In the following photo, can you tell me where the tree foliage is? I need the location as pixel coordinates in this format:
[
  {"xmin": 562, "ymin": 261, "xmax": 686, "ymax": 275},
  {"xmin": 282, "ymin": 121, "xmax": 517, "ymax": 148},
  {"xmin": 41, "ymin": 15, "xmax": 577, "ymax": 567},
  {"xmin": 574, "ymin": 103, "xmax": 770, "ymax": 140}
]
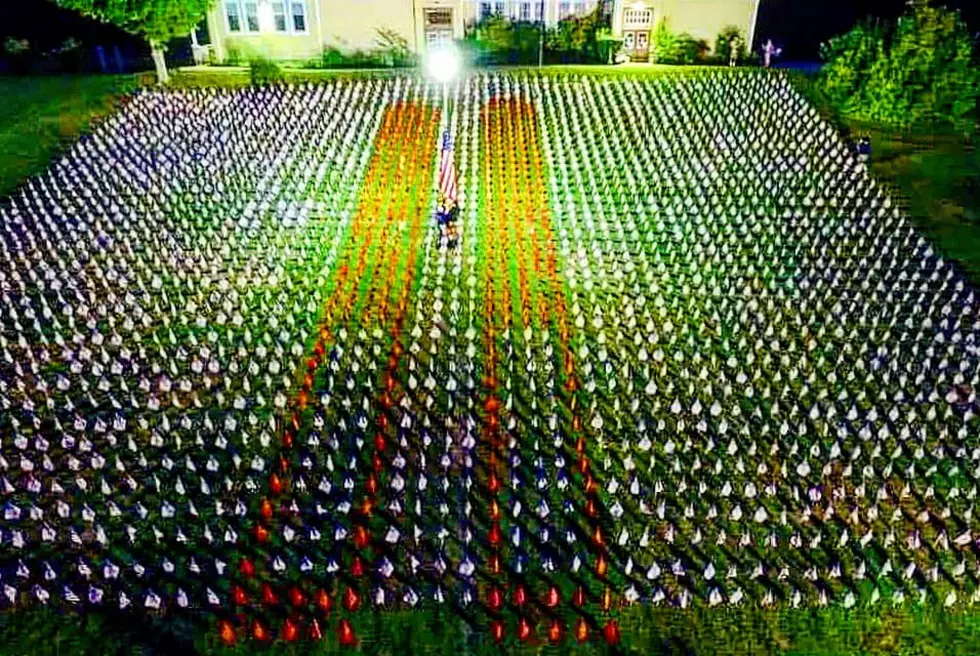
[
  {"xmin": 546, "ymin": 5, "xmax": 608, "ymax": 63},
  {"xmin": 374, "ymin": 28, "xmax": 414, "ymax": 67},
  {"xmin": 464, "ymin": 7, "xmax": 613, "ymax": 65},
  {"xmin": 465, "ymin": 15, "xmax": 539, "ymax": 64},
  {"xmin": 819, "ymin": 0, "xmax": 979, "ymax": 132},
  {"xmin": 51, "ymin": 0, "xmax": 212, "ymax": 46},
  {"xmin": 651, "ymin": 19, "xmax": 708, "ymax": 65},
  {"xmin": 714, "ymin": 25, "xmax": 747, "ymax": 63}
]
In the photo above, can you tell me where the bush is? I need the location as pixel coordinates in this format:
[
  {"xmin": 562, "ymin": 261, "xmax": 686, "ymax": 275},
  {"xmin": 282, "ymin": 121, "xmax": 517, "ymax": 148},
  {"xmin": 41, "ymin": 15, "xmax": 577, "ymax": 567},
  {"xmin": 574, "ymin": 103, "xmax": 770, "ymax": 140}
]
[
  {"xmin": 819, "ymin": 0, "xmax": 980, "ymax": 132},
  {"xmin": 545, "ymin": 6, "xmax": 610, "ymax": 64},
  {"xmin": 3, "ymin": 37, "xmax": 30, "ymax": 56},
  {"xmin": 465, "ymin": 16, "xmax": 542, "ymax": 65},
  {"xmin": 249, "ymin": 58, "xmax": 283, "ymax": 86},
  {"xmin": 315, "ymin": 37, "xmax": 413, "ymax": 70},
  {"xmin": 651, "ymin": 21, "xmax": 708, "ymax": 64},
  {"xmin": 224, "ymin": 45, "xmax": 242, "ymax": 66},
  {"xmin": 374, "ymin": 28, "xmax": 415, "ymax": 67},
  {"xmin": 714, "ymin": 25, "xmax": 747, "ymax": 64},
  {"xmin": 596, "ymin": 27, "xmax": 623, "ymax": 64}
]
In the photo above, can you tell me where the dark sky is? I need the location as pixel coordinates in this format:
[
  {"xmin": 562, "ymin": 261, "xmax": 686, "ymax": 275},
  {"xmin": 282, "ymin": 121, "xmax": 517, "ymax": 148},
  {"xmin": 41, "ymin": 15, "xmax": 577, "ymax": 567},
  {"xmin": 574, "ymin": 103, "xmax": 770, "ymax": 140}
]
[
  {"xmin": 756, "ymin": 0, "xmax": 980, "ymax": 60},
  {"xmin": 0, "ymin": 2, "xmax": 137, "ymax": 51}
]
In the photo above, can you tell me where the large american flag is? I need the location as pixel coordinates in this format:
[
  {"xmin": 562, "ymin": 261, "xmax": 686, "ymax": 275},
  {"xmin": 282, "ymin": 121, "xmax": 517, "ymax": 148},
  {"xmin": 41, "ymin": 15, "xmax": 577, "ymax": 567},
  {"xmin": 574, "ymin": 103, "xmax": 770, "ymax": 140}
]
[{"xmin": 438, "ymin": 129, "xmax": 458, "ymax": 209}]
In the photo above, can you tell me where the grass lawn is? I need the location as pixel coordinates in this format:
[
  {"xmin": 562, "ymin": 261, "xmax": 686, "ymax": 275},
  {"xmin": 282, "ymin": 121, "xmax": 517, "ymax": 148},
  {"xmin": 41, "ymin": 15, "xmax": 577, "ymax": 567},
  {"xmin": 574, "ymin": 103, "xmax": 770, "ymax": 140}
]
[
  {"xmin": 0, "ymin": 74, "xmax": 145, "ymax": 197},
  {"xmin": 858, "ymin": 124, "xmax": 980, "ymax": 281},
  {"xmin": 169, "ymin": 62, "xmax": 711, "ymax": 89},
  {"xmin": 788, "ymin": 72, "xmax": 980, "ymax": 284},
  {"xmin": 1, "ymin": 67, "xmax": 980, "ymax": 656},
  {"xmin": 4, "ymin": 602, "xmax": 980, "ymax": 655}
]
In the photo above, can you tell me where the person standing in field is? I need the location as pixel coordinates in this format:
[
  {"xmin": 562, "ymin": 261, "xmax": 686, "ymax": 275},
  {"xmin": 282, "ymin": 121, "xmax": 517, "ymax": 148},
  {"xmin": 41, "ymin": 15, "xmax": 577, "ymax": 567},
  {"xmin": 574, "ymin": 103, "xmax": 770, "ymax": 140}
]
[
  {"xmin": 762, "ymin": 39, "xmax": 782, "ymax": 69},
  {"xmin": 729, "ymin": 35, "xmax": 741, "ymax": 67}
]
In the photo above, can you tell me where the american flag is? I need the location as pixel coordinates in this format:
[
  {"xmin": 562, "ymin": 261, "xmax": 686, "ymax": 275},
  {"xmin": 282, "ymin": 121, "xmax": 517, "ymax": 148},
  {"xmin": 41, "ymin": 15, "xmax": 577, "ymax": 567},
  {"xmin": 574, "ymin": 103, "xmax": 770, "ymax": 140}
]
[{"xmin": 438, "ymin": 129, "xmax": 458, "ymax": 209}]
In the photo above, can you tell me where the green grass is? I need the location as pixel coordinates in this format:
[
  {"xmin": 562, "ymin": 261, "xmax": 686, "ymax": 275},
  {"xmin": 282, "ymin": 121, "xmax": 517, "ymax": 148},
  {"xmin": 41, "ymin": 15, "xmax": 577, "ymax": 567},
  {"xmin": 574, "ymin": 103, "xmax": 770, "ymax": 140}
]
[
  {"xmin": 5, "ymin": 602, "xmax": 980, "ymax": 655},
  {"xmin": 858, "ymin": 123, "xmax": 980, "ymax": 281},
  {"xmin": 788, "ymin": 71, "xmax": 980, "ymax": 284},
  {"xmin": 169, "ymin": 62, "xmax": 717, "ymax": 89},
  {"xmin": 0, "ymin": 74, "xmax": 146, "ymax": 197},
  {"xmin": 2, "ymin": 66, "xmax": 980, "ymax": 654}
]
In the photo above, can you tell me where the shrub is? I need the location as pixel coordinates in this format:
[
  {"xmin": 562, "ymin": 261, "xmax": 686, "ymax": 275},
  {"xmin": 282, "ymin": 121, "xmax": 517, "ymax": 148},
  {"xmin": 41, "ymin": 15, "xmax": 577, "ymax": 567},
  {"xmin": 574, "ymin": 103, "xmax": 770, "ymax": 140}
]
[
  {"xmin": 316, "ymin": 44, "xmax": 405, "ymax": 69},
  {"xmin": 651, "ymin": 21, "xmax": 708, "ymax": 65},
  {"xmin": 3, "ymin": 37, "xmax": 30, "ymax": 56},
  {"xmin": 596, "ymin": 27, "xmax": 623, "ymax": 64},
  {"xmin": 374, "ymin": 28, "xmax": 414, "ymax": 67},
  {"xmin": 249, "ymin": 57, "xmax": 283, "ymax": 86},
  {"xmin": 224, "ymin": 45, "xmax": 242, "ymax": 66},
  {"xmin": 714, "ymin": 25, "xmax": 747, "ymax": 64},
  {"xmin": 545, "ymin": 6, "xmax": 610, "ymax": 64},
  {"xmin": 819, "ymin": 0, "xmax": 980, "ymax": 132}
]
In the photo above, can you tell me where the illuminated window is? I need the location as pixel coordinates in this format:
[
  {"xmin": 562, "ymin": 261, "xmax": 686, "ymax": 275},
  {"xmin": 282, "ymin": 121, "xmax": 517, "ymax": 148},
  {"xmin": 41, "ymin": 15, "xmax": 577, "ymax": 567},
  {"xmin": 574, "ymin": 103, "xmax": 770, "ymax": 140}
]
[
  {"xmin": 225, "ymin": 0, "xmax": 242, "ymax": 32},
  {"xmin": 243, "ymin": 0, "xmax": 259, "ymax": 32},
  {"xmin": 291, "ymin": 1, "xmax": 307, "ymax": 32},
  {"xmin": 624, "ymin": 9, "xmax": 652, "ymax": 27},
  {"xmin": 272, "ymin": 0, "xmax": 287, "ymax": 31}
]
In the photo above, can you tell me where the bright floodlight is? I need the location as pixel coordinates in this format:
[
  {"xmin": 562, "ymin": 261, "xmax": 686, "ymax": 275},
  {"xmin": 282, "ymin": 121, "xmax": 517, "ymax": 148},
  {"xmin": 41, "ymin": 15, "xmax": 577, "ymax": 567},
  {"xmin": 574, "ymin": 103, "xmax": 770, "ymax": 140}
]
[{"xmin": 425, "ymin": 45, "xmax": 461, "ymax": 85}]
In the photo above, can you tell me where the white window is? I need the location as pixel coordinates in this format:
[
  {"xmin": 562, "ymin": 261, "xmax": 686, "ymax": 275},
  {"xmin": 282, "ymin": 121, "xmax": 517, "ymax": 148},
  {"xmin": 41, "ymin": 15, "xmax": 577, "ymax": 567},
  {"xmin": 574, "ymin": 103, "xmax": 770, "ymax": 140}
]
[
  {"xmin": 533, "ymin": 1, "xmax": 543, "ymax": 21},
  {"xmin": 495, "ymin": 2, "xmax": 505, "ymax": 15},
  {"xmin": 426, "ymin": 30, "xmax": 453, "ymax": 48},
  {"xmin": 226, "ymin": 0, "xmax": 305, "ymax": 34},
  {"xmin": 225, "ymin": 0, "xmax": 242, "ymax": 32},
  {"xmin": 243, "ymin": 0, "xmax": 259, "ymax": 32},
  {"xmin": 559, "ymin": 2, "xmax": 570, "ymax": 18},
  {"xmin": 636, "ymin": 31, "xmax": 648, "ymax": 49},
  {"xmin": 623, "ymin": 31, "xmax": 635, "ymax": 49},
  {"xmin": 624, "ymin": 9, "xmax": 652, "ymax": 27},
  {"xmin": 520, "ymin": 2, "xmax": 530, "ymax": 20},
  {"xmin": 272, "ymin": 0, "xmax": 288, "ymax": 32},
  {"xmin": 291, "ymin": 1, "xmax": 307, "ymax": 31}
]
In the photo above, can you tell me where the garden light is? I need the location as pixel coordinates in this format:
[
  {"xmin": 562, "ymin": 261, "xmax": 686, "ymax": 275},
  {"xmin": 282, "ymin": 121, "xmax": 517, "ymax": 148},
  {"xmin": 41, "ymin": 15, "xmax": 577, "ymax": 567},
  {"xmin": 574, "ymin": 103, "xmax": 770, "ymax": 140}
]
[{"xmin": 424, "ymin": 44, "xmax": 462, "ymax": 85}]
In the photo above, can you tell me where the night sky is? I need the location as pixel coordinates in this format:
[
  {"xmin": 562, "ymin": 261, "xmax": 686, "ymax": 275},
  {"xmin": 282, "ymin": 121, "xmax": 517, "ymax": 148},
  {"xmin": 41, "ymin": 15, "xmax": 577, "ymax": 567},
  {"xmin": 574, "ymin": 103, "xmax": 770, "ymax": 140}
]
[
  {"xmin": 1, "ymin": 0, "xmax": 978, "ymax": 62},
  {"xmin": 0, "ymin": 2, "xmax": 139, "ymax": 52},
  {"xmin": 756, "ymin": 0, "xmax": 980, "ymax": 60}
]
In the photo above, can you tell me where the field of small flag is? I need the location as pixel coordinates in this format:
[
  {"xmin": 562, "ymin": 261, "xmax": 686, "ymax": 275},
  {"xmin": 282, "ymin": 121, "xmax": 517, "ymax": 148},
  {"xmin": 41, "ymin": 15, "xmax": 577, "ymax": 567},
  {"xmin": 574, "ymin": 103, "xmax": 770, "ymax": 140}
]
[{"xmin": 2, "ymin": 70, "xmax": 980, "ymax": 653}]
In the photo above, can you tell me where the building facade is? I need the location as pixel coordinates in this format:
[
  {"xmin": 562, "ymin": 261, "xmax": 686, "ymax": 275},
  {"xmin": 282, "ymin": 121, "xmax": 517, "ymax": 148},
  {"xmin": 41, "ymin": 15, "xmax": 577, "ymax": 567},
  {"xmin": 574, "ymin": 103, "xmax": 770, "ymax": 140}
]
[
  {"xmin": 205, "ymin": 0, "xmax": 757, "ymax": 64},
  {"xmin": 610, "ymin": 0, "xmax": 760, "ymax": 61}
]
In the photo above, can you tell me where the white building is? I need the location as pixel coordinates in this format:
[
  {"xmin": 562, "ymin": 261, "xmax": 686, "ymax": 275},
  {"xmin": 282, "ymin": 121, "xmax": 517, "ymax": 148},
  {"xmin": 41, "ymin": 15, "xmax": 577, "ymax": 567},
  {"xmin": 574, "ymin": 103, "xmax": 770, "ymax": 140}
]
[{"xmin": 205, "ymin": 0, "xmax": 758, "ymax": 64}]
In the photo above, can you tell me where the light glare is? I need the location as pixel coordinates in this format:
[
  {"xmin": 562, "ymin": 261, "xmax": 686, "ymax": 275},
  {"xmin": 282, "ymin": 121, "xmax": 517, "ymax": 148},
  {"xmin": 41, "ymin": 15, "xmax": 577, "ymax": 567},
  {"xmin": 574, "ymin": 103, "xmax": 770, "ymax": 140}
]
[{"xmin": 425, "ymin": 46, "xmax": 461, "ymax": 85}]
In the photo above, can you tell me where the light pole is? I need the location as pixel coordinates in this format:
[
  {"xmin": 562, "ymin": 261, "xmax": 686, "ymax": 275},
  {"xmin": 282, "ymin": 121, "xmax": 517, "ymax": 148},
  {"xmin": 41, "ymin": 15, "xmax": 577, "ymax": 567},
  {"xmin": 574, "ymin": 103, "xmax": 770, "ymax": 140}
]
[{"xmin": 538, "ymin": 0, "xmax": 545, "ymax": 67}]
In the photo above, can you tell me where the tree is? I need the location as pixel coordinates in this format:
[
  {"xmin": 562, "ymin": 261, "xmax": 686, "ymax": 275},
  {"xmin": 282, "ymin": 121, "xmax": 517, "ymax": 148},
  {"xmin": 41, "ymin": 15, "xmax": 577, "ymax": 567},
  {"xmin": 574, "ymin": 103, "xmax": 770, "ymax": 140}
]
[
  {"xmin": 51, "ymin": 0, "xmax": 213, "ymax": 83},
  {"xmin": 547, "ymin": 5, "xmax": 608, "ymax": 64},
  {"xmin": 651, "ymin": 19, "xmax": 707, "ymax": 65},
  {"xmin": 596, "ymin": 27, "xmax": 623, "ymax": 64},
  {"xmin": 819, "ymin": 0, "xmax": 979, "ymax": 132},
  {"xmin": 715, "ymin": 25, "xmax": 747, "ymax": 64}
]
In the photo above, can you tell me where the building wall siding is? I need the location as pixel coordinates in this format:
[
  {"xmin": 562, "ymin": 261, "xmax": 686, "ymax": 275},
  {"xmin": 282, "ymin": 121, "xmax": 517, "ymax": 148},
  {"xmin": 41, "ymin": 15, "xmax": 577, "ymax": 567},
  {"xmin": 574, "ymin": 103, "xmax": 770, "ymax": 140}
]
[
  {"xmin": 205, "ymin": 0, "xmax": 758, "ymax": 64},
  {"xmin": 613, "ymin": 0, "xmax": 758, "ymax": 55},
  {"xmin": 658, "ymin": 0, "xmax": 758, "ymax": 51},
  {"xmin": 323, "ymin": 0, "xmax": 416, "ymax": 53}
]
